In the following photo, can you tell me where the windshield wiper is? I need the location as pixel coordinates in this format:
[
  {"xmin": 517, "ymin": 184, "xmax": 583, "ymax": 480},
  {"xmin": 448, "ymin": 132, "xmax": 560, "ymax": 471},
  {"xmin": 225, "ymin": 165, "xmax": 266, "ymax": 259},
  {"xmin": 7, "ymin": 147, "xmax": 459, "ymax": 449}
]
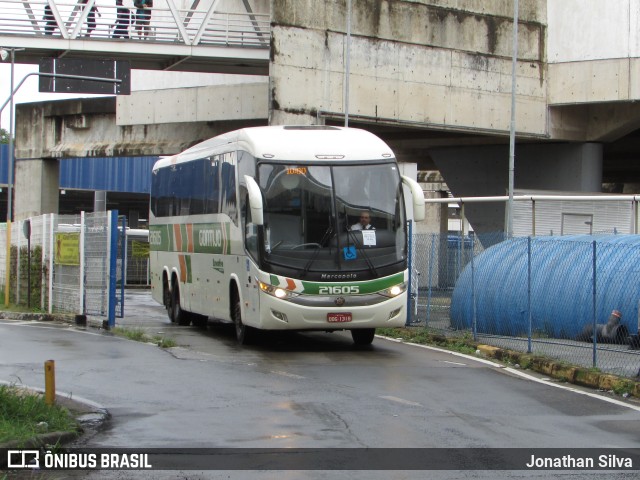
[
  {"xmin": 301, "ymin": 220, "xmax": 333, "ymax": 277},
  {"xmin": 345, "ymin": 227, "xmax": 378, "ymax": 277},
  {"xmin": 339, "ymin": 206, "xmax": 377, "ymax": 276}
]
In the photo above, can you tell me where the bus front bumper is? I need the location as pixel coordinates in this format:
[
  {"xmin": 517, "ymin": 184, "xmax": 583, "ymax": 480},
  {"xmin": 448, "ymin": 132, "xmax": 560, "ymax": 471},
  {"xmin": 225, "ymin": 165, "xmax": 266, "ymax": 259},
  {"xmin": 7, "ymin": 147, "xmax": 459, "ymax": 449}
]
[{"xmin": 255, "ymin": 291, "xmax": 407, "ymax": 330}]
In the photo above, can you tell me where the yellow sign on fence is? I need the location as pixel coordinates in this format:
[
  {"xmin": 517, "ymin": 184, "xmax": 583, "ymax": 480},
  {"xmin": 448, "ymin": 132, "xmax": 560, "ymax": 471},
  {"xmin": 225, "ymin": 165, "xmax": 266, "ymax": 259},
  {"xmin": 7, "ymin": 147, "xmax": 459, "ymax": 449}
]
[
  {"xmin": 54, "ymin": 233, "xmax": 80, "ymax": 265},
  {"xmin": 131, "ymin": 240, "xmax": 150, "ymax": 259}
]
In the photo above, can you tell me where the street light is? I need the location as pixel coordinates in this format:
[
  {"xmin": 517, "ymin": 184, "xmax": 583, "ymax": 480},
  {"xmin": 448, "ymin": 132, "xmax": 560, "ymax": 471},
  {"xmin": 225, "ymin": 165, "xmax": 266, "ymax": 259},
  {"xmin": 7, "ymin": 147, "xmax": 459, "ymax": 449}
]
[
  {"xmin": 344, "ymin": 0, "xmax": 352, "ymax": 127},
  {"xmin": 1, "ymin": 46, "xmax": 25, "ymax": 223},
  {"xmin": 506, "ymin": 0, "xmax": 519, "ymax": 238}
]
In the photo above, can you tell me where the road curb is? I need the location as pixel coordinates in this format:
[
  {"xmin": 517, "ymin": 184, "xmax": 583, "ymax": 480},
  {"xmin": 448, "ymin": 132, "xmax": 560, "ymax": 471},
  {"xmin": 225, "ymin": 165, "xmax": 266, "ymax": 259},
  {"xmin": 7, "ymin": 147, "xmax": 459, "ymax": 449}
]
[
  {"xmin": 379, "ymin": 330, "xmax": 640, "ymax": 400},
  {"xmin": 0, "ymin": 311, "xmax": 72, "ymax": 322},
  {"xmin": 472, "ymin": 343, "xmax": 640, "ymax": 399}
]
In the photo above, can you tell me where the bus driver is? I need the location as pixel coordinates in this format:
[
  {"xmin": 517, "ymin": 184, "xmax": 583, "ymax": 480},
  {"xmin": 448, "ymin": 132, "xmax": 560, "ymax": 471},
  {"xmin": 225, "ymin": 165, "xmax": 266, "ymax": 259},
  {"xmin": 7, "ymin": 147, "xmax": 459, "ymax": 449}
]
[{"xmin": 350, "ymin": 211, "xmax": 375, "ymax": 230}]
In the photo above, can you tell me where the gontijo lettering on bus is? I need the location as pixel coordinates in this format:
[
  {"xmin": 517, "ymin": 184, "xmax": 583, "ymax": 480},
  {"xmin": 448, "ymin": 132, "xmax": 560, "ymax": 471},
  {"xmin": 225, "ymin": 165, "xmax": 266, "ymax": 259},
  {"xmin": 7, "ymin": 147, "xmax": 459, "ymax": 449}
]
[
  {"xmin": 269, "ymin": 272, "xmax": 406, "ymax": 295},
  {"xmin": 149, "ymin": 223, "xmax": 231, "ymax": 254}
]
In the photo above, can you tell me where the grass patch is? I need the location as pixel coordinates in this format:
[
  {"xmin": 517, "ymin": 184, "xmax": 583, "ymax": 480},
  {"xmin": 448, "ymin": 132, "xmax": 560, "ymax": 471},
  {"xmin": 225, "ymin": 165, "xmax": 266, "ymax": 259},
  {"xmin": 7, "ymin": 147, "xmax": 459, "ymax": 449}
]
[
  {"xmin": 612, "ymin": 379, "xmax": 635, "ymax": 396},
  {"xmin": 377, "ymin": 327, "xmax": 477, "ymax": 355},
  {"xmin": 0, "ymin": 385, "xmax": 79, "ymax": 447},
  {"xmin": 112, "ymin": 327, "xmax": 177, "ymax": 348}
]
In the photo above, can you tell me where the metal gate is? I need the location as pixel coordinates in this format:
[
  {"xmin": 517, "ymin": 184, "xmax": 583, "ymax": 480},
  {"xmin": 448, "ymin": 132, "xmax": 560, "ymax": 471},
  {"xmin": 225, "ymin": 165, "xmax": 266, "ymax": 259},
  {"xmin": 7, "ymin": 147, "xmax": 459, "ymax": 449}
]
[{"xmin": 82, "ymin": 210, "xmax": 125, "ymax": 326}]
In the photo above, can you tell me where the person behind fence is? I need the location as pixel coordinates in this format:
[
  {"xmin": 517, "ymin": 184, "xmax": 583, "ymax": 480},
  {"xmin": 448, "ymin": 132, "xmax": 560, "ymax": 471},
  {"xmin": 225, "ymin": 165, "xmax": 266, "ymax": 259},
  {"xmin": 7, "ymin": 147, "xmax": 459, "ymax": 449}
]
[
  {"xmin": 112, "ymin": 0, "xmax": 130, "ymax": 39},
  {"xmin": 81, "ymin": 0, "xmax": 101, "ymax": 37},
  {"xmin": 134, "ymin": 0, "xmax": 153, "ymax": 39},
  {"xmin": 43, "ymin": 2, "xmax": 58, "ymax": 35},
  {"xmin": 350, "ymin": 211, "xmax": 375, "ymax": 231}
]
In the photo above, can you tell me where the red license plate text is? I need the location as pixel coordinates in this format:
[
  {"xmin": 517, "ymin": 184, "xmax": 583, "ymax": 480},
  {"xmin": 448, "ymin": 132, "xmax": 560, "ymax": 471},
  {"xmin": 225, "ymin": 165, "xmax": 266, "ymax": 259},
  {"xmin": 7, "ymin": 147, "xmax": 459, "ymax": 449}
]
[{"xmin": 327, "ymin": 312, "xmax": 352, "ymax": 323}]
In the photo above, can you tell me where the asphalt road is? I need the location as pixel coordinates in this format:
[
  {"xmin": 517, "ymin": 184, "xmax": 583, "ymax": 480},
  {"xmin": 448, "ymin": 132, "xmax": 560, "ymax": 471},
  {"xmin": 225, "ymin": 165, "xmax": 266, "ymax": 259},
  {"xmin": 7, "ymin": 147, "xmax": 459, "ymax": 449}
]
[{"xmin": 1, "ymin": 290, "xmax": 640, "ymax": 480}]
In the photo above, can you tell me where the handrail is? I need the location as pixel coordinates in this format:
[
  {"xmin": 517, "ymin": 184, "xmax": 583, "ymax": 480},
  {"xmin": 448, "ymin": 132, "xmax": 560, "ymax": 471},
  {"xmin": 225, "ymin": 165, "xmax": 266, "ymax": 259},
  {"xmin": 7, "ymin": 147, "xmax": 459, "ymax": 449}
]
[
  {"xmin": 0, "ymin": 0, "xmax": 270, "ymax": 48},
  {"xmin": 423, "ymin": 194, "xmax": 640, "ymax": 203}
]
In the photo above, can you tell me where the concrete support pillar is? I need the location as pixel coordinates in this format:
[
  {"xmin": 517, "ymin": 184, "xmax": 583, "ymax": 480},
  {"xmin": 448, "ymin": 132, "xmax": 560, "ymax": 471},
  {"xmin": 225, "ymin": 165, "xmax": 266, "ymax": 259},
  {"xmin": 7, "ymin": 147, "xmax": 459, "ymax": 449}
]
[
  {"xmin": 94, "ymin": 191, "xmax": 107, "ymax": 212},
  {"xmin": 14, "ymin": 158, "xmax": 59, "ymax": 221},
  {"xmin": 129, "ymin": 210, "xmax": 139, "ymax": 228}
]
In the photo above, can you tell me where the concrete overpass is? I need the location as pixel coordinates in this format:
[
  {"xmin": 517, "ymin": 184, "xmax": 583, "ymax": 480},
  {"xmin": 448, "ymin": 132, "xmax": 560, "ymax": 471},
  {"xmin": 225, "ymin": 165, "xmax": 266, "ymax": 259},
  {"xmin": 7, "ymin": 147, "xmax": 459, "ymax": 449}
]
[{"xmin": 7, "ymin": 0, "xmax": 640, "ymax": 235}]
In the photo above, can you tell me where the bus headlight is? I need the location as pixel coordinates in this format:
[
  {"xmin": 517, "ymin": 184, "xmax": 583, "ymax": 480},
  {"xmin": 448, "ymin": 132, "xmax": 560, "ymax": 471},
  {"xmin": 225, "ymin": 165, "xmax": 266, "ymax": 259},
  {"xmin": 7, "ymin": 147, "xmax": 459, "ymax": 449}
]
[
  {"xmin": 259, "ymin": 281, "xmax": 298, "ymax": 300},
  {"xmin": 379, "ymin": 283, "xmax": 407, "ymax": 298}
]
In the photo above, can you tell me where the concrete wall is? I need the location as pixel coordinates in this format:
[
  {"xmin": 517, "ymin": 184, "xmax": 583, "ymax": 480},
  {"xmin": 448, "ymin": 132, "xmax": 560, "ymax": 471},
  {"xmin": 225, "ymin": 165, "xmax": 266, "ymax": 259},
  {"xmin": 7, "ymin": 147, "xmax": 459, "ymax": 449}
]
[
  {"xmin": 13, "ymin": 95, "xmax": 266, "ymax": 220},
  {"xmin": 270, "ymin": 0, "xmax": 548, "ymax": 135},
  {"xmin": 16, "ymin": 92, "xmax": 268, "ymax": 160},
  {"xmin": 117, "ymin": 82, "xmax": 268, "ymax": 125},
  {"xmin": 545, "ymin": 0, "xmax": 640, "ymax": 141},
  {"xmin": 547, "ymin": 0, "xmax": 640, "ymax": 62}
]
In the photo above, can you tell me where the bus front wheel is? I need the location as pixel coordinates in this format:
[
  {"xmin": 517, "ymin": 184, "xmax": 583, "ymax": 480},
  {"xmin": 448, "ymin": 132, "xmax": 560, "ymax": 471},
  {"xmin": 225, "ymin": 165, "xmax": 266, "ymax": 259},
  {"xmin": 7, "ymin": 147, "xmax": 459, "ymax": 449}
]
[
  {"xmin": 233, "ymin": 299, "xmax": 253, "ymax": 345},
  {"xmin": 351, "ymin": 328, "xmax": 375, "ymax": 346}
]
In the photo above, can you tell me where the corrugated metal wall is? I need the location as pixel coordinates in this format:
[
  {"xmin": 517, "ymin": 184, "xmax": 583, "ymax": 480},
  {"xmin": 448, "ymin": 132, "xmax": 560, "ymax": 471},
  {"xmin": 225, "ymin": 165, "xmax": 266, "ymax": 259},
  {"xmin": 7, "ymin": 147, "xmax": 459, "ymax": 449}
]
[
  {"xmin": 59, "ymin": 156, "xmax": 158, "ymax": 193},
  {"xmin": 513, "ymin": 198, "xmax": 633, "ymax": 236},
  {"xmin": 0, "ymin": 151, "xmax": 158, "ymax": 193}
]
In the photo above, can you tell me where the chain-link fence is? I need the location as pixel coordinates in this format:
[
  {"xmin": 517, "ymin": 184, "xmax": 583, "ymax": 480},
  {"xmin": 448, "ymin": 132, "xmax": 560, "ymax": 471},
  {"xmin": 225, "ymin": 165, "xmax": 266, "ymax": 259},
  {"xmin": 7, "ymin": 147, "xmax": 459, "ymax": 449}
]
[
  {"xmin": 409, "ymin": 231, "xmax": 640, "ymax": 378},
  {"xmin": 0, "ymin": 211, "xmax": 142, "ymax": 324}
]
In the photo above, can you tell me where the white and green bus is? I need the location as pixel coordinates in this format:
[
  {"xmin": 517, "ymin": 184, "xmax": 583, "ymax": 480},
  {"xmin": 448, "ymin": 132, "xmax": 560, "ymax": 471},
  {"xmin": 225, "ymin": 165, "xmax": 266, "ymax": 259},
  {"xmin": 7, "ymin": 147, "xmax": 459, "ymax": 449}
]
[{"xmin": 149, "ymin": 125, "xmax": 425, "ymax": 345}]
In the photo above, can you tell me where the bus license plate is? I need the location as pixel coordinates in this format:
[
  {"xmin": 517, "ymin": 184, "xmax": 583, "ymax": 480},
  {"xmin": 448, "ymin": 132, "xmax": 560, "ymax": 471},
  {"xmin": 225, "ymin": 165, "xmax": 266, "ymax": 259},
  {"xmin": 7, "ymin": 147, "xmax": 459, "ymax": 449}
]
[{"xmin": 328, "ymin": 313, "xmax": 352, "ymax": 323}]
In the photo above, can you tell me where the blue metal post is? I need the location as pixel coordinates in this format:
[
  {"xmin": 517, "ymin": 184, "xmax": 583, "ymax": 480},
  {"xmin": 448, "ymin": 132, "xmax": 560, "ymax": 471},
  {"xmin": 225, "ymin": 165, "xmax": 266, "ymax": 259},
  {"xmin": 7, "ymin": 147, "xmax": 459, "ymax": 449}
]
[
  {"xmin": 471, "ymin": 233, "xmax": 477, "ymax": 341},
  {"xmin": 592, "ymin": 240, "xmax": 597, "ymax": 368},
  {"xmin": 107, "ymin": 210, "xmax": 119, "ymax": 328},
  {"xmin": 527, "ymin": 237, "xmax": 532, "ymax": 353},
  {"xmin": 119, "ymin": 215, "xmax": 126, "ymax": 318}
]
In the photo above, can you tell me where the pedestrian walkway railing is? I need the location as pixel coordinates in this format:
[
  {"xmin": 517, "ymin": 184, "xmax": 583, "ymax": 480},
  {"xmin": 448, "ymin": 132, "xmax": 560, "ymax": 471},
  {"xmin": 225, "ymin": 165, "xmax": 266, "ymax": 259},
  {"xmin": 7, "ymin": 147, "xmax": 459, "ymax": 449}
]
[{"xmin": 0, "ymin": 0, "xmax": 269, "ymax": 47}]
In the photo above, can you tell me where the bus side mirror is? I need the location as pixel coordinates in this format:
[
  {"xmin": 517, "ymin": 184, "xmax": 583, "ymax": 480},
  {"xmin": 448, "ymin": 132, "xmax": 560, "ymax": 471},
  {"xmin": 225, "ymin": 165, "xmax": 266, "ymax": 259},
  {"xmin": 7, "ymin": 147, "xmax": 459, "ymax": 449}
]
[
  {"xmin": 244, "ymin": 175, "xmax": 264, "ymax": 226},
  {"xmin": 401, "ymin": 175, "xmax": 425, "ymax": 221}
]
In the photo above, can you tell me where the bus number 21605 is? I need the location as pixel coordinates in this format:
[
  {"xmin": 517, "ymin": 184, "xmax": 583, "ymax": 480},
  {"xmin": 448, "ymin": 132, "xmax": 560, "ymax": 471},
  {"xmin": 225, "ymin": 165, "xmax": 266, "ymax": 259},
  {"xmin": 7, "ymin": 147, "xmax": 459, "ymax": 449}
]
[{"xmin": 318, "ymin": 286, "xmax": 360, "ymax": 295}]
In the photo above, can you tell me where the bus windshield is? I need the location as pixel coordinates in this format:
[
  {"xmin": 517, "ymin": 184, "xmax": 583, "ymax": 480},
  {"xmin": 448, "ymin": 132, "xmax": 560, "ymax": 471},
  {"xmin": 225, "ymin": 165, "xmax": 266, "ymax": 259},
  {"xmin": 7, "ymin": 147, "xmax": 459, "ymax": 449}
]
[{"xmin": 257, "ymin": 162, "xmax": 407, "ymax": 281}]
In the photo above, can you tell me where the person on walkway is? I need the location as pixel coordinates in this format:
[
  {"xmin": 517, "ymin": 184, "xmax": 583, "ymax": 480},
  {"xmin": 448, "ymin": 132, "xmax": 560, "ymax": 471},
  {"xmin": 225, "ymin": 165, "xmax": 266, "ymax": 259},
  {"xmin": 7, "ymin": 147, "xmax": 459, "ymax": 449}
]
[
  {"xmin": 134, "ymin": 0, "xmax": 153, "ymax": 39},
  {"xmin": 112, "ymin": 0, "xmax": 131, "ymax": 39},
  {"xmin": 81, "ymin": 0, "xmax": 101, "ymax": 37},
  {"xmin": 43, "ymin": 2, "xmax": 58, "ymax": 35}
]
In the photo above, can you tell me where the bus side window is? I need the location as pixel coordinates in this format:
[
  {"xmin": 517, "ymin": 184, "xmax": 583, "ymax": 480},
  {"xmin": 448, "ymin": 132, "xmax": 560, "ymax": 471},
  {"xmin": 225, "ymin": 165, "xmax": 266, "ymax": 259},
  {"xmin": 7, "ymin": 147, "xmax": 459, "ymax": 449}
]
[
  {"xmin": 220, "ymin": 154, "xmax": 238, "ymax": 225},
  {"xmin": 204, "ymin": 156, "xmax": 220, "ymax": 214},
  {"xmin": 189, "ymin": 159, "xmax": 206, "ymax": 215}
]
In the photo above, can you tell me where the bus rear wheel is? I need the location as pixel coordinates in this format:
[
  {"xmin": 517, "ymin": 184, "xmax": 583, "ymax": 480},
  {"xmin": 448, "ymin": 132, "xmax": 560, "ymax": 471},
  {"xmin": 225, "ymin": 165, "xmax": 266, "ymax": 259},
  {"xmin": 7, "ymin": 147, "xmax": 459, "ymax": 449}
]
[
  {"xmin": 351, "ymin": 328, "xmax": 375, "ymax": 346},
  {"xmin": 164, "ymin": 280, "xmax": 173, "ymax": 322},
  {"xmin": 171, "ymin": 283, "xmax": 191, "ymax": 326}
]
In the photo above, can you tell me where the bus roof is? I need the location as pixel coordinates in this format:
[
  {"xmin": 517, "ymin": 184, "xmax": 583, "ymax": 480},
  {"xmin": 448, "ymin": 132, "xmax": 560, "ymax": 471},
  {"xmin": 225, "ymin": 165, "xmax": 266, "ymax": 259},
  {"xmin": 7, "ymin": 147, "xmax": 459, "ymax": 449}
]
[{"xmin": 153, "ymin": 126, "xmax": 395, "ymax": 170}]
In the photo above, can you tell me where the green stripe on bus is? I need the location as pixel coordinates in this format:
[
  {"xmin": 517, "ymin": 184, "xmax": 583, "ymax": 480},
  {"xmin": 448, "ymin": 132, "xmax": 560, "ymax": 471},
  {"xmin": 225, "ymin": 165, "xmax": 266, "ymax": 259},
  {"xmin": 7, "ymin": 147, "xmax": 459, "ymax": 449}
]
[
  {"xmin": 299, "ymin": 272, "xmax": 405, "ymax": 294},
  {"xmin": 186, "ymin": 255, "xmax": 192, "ymax": 283},
  {"xmin": 266, "ymin": 272, "xmax": 405, "ymax": 295}
]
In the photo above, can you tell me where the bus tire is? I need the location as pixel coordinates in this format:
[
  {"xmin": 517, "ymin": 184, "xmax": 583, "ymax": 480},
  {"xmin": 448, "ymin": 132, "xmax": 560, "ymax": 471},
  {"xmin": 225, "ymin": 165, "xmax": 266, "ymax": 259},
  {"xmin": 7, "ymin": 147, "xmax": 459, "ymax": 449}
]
[
  {"xmin": 171, "ymin": 282, "xmax": 191, "ymax": 326},
  {"xmin": 164, "ymin": 277, "xmax": 173, "ymax": 322},
  {"xmin": 233, "ymin": 298, "xmax": 253, "ymax": 345},
  {"xmin": 351, "ymin": 328, "xmax": 375, "ymax": 346}
]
